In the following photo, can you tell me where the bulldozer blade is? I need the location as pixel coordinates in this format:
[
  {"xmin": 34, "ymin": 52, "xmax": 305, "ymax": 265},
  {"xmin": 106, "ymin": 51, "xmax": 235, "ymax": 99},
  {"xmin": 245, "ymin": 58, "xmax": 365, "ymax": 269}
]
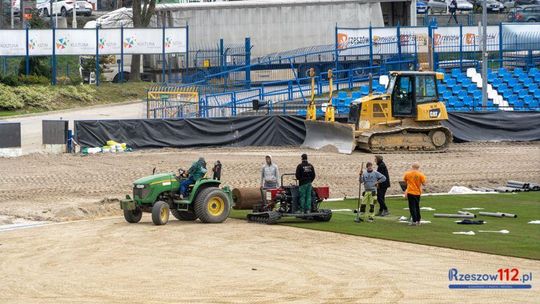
[{"xmin": 301, "ymin": 121, "xmax": 356, "ymax": 154}]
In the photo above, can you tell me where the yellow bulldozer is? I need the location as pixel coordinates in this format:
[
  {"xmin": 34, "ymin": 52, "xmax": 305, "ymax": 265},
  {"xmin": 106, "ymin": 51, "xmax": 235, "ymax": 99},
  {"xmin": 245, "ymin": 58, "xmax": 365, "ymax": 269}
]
[{"xmin": 302, "ymin": 69, "xmax": 453, "ymax": 154}]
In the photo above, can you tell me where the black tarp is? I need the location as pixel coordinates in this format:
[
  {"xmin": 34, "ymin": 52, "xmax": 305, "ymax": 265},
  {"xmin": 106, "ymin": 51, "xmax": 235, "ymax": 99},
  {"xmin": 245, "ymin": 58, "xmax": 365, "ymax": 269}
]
[
  {"xmin": 75, "ymin": 115, "xmax": 306, "ymax": 148},
  {"xmin": 445, "ymin": 111, "xmax": 540, "ymax": 142},
  {"xmin": 75, "ymin": 112, "xmax": 540, "ymax": 149}
]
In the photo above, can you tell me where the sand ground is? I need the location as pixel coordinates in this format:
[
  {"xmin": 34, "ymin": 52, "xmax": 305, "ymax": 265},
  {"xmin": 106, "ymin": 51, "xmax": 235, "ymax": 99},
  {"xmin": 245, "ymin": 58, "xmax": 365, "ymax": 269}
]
[
  {"xmin": 1, "ymin": 106, "xmax": 539, "ymax": 303},
  {"xmin": 0, "ymin": 217, "xmax": 538, "ymax": 304}
]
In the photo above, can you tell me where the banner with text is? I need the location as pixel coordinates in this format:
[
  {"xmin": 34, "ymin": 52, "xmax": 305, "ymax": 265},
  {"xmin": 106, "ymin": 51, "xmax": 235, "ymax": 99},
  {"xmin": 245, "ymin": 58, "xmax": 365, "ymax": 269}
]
[{"xmin": 0, "ymin": 27, "xmax": 187, "ymax": 56}]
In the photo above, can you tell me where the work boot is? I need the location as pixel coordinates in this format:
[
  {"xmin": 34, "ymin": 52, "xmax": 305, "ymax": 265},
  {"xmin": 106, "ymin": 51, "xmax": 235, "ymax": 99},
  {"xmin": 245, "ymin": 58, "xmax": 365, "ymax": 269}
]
[
  {"xmin": 375, "ymin": 211, "xmax": 383, "ymax": 217},
  {"xmin": 381, "ymin": 210, "xmax": 390, "ymax": 217}
]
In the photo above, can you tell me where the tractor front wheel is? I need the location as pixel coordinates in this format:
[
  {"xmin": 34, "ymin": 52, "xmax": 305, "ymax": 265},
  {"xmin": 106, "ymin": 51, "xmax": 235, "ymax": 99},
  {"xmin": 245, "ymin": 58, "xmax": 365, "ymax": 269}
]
[
  {"xmin": 195, "ymin": 187, "xmax": 231, "ymax": 223},
  {"xmin": 171, "ymin": 209, "xmax": 198, "ymax": 221},
  {"xmin": 152, "ymin": 201, "xmax": 170, "ymax": 225},
  {"xmin": 123, "ymin": 207, "xmax": 142, "ymax": 223}
]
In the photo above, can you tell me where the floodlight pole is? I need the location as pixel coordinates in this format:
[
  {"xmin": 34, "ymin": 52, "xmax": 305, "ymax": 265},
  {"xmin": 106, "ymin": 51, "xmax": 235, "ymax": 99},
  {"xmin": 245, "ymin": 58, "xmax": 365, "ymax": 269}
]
[{"xmin": 481, "ymin": 0, "xmax": 488, "ymax": 110}]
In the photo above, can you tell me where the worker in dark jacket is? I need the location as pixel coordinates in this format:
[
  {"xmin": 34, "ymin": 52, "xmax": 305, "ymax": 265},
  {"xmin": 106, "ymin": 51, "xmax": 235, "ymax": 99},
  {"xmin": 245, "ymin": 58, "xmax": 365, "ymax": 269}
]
[
  {"xmin": 180, "ymin": 157, "xmax": 207, "ymax": 199},
  {"xmin": 295, "ymin": 153, "xmax": 316, "ymax": 213},
  {"xmin": 375, "ymin": 155, "xmax": 391, "ymax": 216}
]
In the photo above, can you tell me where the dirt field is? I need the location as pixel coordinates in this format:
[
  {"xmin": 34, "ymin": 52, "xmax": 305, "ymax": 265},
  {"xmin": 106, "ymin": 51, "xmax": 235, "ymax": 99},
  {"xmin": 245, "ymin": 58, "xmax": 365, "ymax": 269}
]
[
  {"xmin": 0, "ymin": 142, "xmax": 539, "ymax": 222},
  {"xmin": 0, "ymin": 217, "xmax": 538, "ymax": 304},
  {"xmin": 0, "ymin": 142, "xmax": 539, "ymax": 303}
]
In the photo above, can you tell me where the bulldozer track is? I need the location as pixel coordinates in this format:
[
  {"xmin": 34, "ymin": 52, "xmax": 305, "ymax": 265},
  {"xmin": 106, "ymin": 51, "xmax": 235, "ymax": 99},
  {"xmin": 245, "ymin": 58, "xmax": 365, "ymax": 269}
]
[{"xmin": 356, "ymin": 125, "xmax": 453, "ymax": 154}]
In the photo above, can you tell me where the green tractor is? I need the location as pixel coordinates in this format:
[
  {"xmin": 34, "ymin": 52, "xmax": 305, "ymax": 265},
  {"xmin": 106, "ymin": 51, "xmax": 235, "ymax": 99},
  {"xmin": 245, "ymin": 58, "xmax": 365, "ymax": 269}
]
[{"xmin": 120, "ymin": 169, "xmax": 232, "ymax": 225}]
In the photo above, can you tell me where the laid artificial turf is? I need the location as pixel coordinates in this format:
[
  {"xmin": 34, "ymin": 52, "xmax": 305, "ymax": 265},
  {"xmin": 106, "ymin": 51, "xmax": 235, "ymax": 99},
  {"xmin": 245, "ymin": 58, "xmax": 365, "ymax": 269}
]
[{"xmin": 230, "ymin": 192, "xmax": 540, "ymax": 260}]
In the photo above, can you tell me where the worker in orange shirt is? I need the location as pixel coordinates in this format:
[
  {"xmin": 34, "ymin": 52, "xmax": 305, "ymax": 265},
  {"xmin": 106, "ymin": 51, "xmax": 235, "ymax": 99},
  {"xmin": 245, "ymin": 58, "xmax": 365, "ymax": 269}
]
[{"xmin": 403, "ymin": 163, "xmax": 426, "ymax": 226}]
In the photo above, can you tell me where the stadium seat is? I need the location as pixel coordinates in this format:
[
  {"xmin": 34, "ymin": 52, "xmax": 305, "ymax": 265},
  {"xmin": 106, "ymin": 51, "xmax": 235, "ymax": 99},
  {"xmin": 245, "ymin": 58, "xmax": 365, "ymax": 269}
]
[
  {"xmin": 445, "ymin": 78, "xmax": 457, "ymax": 87},
  {"xmin": 442, "ymin": 91, "xmax": 453, "ymax": 100},
  {"xmin": 513, "ymin": 67, "xmax": 524, "ymax": 75},
  {"xmin": 528, "ymin": 68, "xmax": 539, "ymax": 77},
  {"xmin": 351, "ymin": 91, "xmax": 362, "ymax": 99},
  {"xmin": 518, "ymin": 89, "xmax": 529, "ymax": 99},
  {"xmin": 458, "ymin": 90, "xmax": 468, "ymax": 101},
  {"xmin": 467, "ymin": 84, "xmax": 477, "ymax": 93},
  {"xmin": 360, "ymin": 86, "xmax": 369, "ymax": 95},
  {"xmin": 338, "ymin": 91, "xmax": 348, "ymax": 99},
  {"xmin": 507, "ymin": 96, "xmax": 518, "ymax": 106},
  {"xmin": 451, "ymin": 68, "xmax": 461, "ymax": 77}
]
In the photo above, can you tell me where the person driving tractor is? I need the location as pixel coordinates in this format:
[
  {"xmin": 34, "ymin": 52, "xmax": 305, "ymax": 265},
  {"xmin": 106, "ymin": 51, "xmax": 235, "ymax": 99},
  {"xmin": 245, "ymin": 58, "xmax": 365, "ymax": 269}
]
[{"xmin": 179, "ymin": 157, "xmax": 208, "ymax": 199}]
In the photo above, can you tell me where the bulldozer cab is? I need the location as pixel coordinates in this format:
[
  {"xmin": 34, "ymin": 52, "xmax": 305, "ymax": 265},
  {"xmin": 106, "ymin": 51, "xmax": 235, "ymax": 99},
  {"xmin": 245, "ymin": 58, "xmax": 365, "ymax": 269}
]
[{"xmin": 387, "ymin": 71, "xmax": 440, "ymax": 118}]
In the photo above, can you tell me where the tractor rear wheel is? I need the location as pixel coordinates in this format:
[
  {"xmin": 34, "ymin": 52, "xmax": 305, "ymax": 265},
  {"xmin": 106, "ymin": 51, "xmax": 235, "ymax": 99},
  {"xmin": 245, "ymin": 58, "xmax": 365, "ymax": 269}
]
[
  {"xmin": 195, "ymin": 187, "xmax": 231, "ymax": 223},
  {"xmin": 123, "ymin": 207, "xmax": 142, "ymax": 223},
  {"xmin": 171, "ymin": 209, "xmax": 198, "ymax": 221},
  {"xmin": 151, "ymin": 201, "xmax": 170, "ymax": 225}
]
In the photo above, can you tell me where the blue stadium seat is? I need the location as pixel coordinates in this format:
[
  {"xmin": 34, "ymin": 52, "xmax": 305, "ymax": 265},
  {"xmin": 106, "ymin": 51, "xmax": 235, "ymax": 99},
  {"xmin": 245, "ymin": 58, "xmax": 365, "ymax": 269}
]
[
  {"xmin": 452, "ymin": 85, "xmax": 462, "ymax": 94},
  {"xmin": 467, "ymin": 84, "xmax": 477, "ymax": 93},
  {"xmin": 442, "ymin": 91, "xmax": 453, "ymax": 100},
  {"xmin": 498, "ymin": 67, "xmax": 508, "ymax": 74},
  {"xmin": 508, "ymin": 96, "xmax": 518, "ymax": 106},
  {"xmin": 445, "ymin": 78, "xmax": 457, "ymax": 86},
  {"xmin": 518, "ymin": 89, "xmax": 529, "ymax": 99},
  {"xmin": 338, "ymin": 91, "xmax": 348, "ymax": 99},
  {"xmin": 360, "ymin": 86, "xmax": 369, "ymax": 95},
  {"xmin": 297, "ymin": 109, "xmax": 307, "ymax": 116},
  {"xmin": 528, "ymin": 68, "xmax": 539, "ymax": 77},
  {"xmin": 458, "ymin": 90, "xmax": 468, "ymax": 101},
  {"xmin": 472, "ymin": 91, "xmax": 482, "ymax": 100},
  {"xmin": 514, "ymin": 99, "xmax": 525, "ymax": 110},
  {"xmin": 513, "ymin": 67, "xmax": 525, "ymax": 75},
  {"xmin": 506, "ymin": 78, "xmax": 518, "ymax": 87},
  {"xmin": 451, "ymin": 68, "xmax": 461, "ymax": 77},
  {"xmin": 534, "ymin": 90, "xmax": 540, "ymax": 99},
  {"xmin": 456, "ymin": 75, "xmax": 468, "ymax": 84}
]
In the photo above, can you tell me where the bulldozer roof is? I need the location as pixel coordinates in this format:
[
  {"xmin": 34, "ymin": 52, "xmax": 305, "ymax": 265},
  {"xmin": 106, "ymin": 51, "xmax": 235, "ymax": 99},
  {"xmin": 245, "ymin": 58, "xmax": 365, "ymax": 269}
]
[{"xmin": 389, "ymin": 70, "xmax": 444, "ymax": 80}]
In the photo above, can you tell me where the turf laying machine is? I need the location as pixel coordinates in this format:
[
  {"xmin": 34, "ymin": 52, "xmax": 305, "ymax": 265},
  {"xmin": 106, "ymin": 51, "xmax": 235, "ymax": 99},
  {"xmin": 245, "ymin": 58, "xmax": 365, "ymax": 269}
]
[
  {"xmin": 302, "ymin": 69, "xmax": 453, "ymax": 154},
  {"xmin": 120, "ymin": 168, "xmax": 232, "ymax": 225},
  {"xmin": 246, "ymin": 174, "xmax": 332, "ymax": 224}
]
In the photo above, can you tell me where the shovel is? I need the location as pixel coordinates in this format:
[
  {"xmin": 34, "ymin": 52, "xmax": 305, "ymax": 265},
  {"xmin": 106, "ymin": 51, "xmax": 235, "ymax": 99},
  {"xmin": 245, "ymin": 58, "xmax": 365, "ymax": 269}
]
[{"xmin": 478, "ymin": 230, "xmax": 510, "ymax": 234}]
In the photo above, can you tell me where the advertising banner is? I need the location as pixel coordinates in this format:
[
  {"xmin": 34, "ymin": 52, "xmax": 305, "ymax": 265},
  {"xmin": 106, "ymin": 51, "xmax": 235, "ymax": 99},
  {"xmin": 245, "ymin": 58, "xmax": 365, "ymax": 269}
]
[
  {"xmin": 400, "ymin": 27, "xmax": 429, "ymax": 53},
  {"xmin": 433, "ymin": 26, "xmax": 499, "ymax": 52},
  {"xmin": 336, "ymin": 28, "xmax": 370, "ymax": 56},
  {"xmin": 122, "ymin": 28, "xmax": 187, "ymax": 55},
  {"xmin": 98, "ymin": 28, "xmax": 122, "ymax": 55},
  {"xmin": 337, "ymin": 27, "xmax": 429, "ymax": 55},
  {"xmin": 164, "ymin": 28, "xmax": 188, "ymax": 54},
  {"xmin": 55, "ymin": 29, "xmax": 97, "ymax": 55},
  {"xmin": 0, "ymin": 27, "xmax": 187, "ymax": 56},
  {"xmin": 0, "ymin": 30, "xmax": 26, "ymax": 56},
  {"xmin": 28, "ymin": 29, "xmax": 53, "ymax": 56}
]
